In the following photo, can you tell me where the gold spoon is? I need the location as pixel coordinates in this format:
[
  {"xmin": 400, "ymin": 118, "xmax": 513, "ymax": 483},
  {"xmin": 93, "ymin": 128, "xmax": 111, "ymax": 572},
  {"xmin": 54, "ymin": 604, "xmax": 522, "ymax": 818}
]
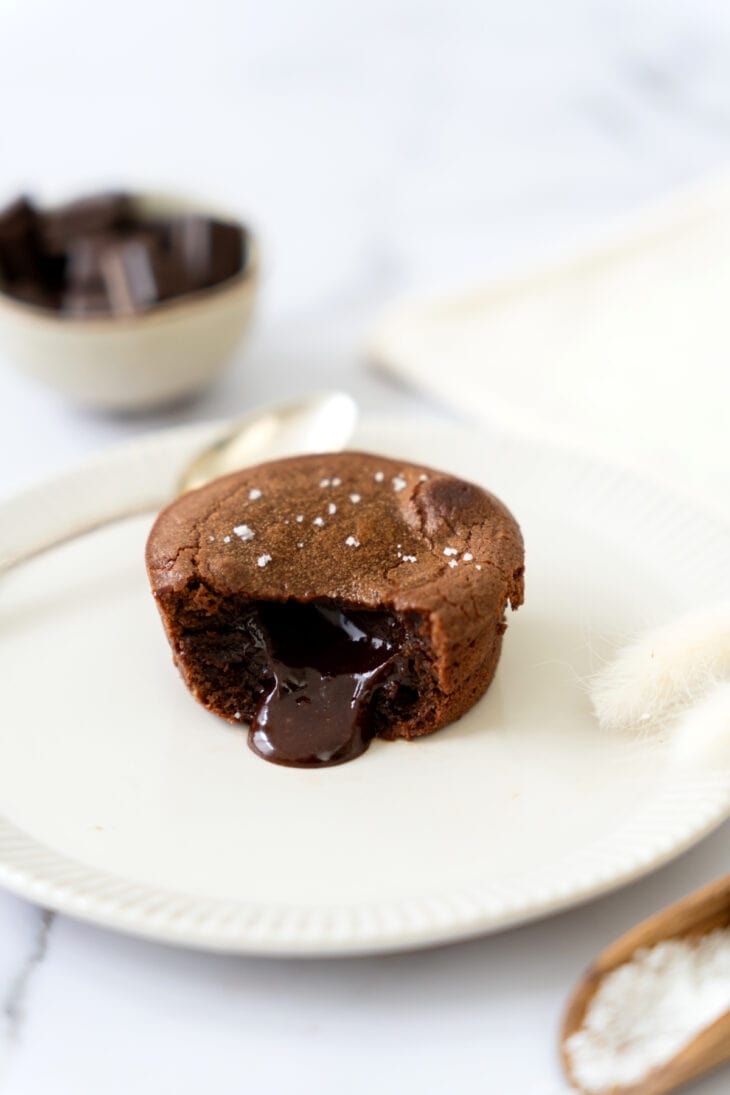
[
  {"xmin": 561, "ymin": 874, "xmax": 730, "ymax": 1095},
  {"xmin": 1, "ymin": 391, "xmax": 358, "ymax": 571}
]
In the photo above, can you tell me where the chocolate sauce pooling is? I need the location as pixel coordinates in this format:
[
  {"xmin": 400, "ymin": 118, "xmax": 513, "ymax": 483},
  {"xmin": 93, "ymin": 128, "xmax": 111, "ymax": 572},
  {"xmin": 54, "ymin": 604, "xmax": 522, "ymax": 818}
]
[{"xmin": 247, "ymin": 602, "xmax": 401, "ymax": 768}]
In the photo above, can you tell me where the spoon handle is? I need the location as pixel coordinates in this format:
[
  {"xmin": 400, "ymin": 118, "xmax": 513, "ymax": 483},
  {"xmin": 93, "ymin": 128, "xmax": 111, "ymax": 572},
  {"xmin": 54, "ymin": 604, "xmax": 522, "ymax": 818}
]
[{"xmin": 0, "ymin": 500, "xmax": 162, "ymax": 573}]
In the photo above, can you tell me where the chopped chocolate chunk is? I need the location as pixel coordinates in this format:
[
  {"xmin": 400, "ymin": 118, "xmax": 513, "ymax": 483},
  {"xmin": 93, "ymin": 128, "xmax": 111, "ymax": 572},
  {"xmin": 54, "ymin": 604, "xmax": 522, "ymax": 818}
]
[
  {"xmin": 206, "ymin": 221, "xmax": 245, "ymax": 287},
  {"xmin": 99, "ymin": 237, "xmax": 159, "ymax": 314},
  {"xmin": 64, "ymin": 236, "xmax": 109, "ymax": 289},
  {"xmin": 0, "ymin": 190, "xmax": 248, "ymax": 316},
  {"xmin": 166, "ymin": 215, "xmax": 212, "ymax": 288},
  {"xmin": 0, "ymin": 198, "xmax": 42, "ymax": 284},
  {"xmin": 165, "ymin": 215, "xmax": 246, "ymax": 292},
  {"xmin": 10, "ymin": 278, "xmax": 61, "ymax": 310},
  {"xmin": 38, "ymin": 192, "xmax": 133, "ymax": 254}
]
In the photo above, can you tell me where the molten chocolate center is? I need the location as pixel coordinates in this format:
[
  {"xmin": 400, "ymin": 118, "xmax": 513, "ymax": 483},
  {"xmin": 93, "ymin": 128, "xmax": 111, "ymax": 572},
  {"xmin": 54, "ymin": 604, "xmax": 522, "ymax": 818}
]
[{"xmin": 247, "ymin": 602, "xmax": 401, "ymax": 768}]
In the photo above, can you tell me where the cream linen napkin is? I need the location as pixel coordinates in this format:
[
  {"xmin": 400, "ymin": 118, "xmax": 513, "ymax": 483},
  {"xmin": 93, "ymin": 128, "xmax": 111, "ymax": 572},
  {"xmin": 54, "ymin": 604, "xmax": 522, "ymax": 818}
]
[{"xmin": 371, "ymin": 173, "xmax": 730, "ymax": 517}]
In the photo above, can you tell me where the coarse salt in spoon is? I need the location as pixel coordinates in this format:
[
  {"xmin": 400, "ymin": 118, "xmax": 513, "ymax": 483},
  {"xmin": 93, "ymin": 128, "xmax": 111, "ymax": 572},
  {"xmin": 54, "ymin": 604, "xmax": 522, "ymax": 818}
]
[{"xmin": 561, "ymin": 875, "xmax": 730, "ymax": 1095}]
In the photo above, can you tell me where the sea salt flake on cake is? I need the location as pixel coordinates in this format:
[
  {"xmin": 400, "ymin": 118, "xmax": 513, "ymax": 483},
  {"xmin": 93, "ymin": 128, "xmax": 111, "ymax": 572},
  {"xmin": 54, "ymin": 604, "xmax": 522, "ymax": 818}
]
[
  {"xmin": 374, "ymin": 471, "xmax": 384, "ymax": 482},
  {"xmin": 313, "ymin": 516, "xmax": 325, "ymax": 527},
  {"xmin": 328, "ymin": 503, "xmax": 337, "ymax": 515},
  {"xmin": 296, "ymin": 542, "xmax": 304, "ymax": 549},
  {"xmin": 257, "ymin": 554, "xmax": 272, "ymax": 568},
  {"xmin": 248, "ymin": 488, "xmax": 262, "ymax": 501},
  {"xmin": 349, "ymin": 493, "xmax": 361, "ymax": 504},
  {"xmin": 332, "ymin": 477, "xmax": 342, "ymax": 487},
  {"xmin": 419, "ymin": 473, "xmax": 429, "ymax": 481},
  {"xmin": 233, "ymin": 524, "xmax": 255, "ymax": 541},
  {"xmin": 319, "ymin": 478, "xmax": 330, "ymax": 488},
  {"xmin": 448, "ymin": 559, "xmax": 458, "ymax": 568},
  {"xmin": 392, "ymin": 475, "xmax": 407, "ymax": 492},
  {"xmin": 223, "ymin": 535, "xmax": 231, "ymax": 543},
  {"xmin": 345, "ymin": 535, "xmax": 360, "ymax": 548},
  {"xmin": 208, "ymin": 535, "xmax": 215, "ymax": 542},
  {"xmin": 296, "ymin": 515, "xmax": 304, "ymax": 523},
  {"xmin": 462, "ymin": 552, "xmax": 473, "ymax": 561},
  {"xmin": 443, "ymin": 547, "xmax": 458, "ymax": 556},
  {"xmin": 402, "ymin": 554, "xmax": 417, "ymax": 562}
]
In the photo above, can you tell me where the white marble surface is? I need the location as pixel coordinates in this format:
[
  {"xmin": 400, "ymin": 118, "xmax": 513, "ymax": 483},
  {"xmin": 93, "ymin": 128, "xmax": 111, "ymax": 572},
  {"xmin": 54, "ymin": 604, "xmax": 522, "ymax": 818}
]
[{"xmin": 1, "ymin": 1, "xmax": 729, "ymax": 1091}]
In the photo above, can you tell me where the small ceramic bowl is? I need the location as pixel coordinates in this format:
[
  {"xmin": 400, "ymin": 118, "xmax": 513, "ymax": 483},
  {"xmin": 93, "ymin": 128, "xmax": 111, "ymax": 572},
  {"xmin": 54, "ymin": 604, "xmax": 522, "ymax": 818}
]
[{"xmin": 0, "ymin": 191, "xmax": 258, "ymax": 412}]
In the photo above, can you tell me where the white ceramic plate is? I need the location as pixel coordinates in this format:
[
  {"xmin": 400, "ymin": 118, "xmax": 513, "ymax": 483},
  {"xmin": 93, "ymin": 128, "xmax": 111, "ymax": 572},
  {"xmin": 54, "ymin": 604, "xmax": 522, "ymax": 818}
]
[{"xmin": 1, "ymin": 419, "xmax": 729, "ymax": 956}]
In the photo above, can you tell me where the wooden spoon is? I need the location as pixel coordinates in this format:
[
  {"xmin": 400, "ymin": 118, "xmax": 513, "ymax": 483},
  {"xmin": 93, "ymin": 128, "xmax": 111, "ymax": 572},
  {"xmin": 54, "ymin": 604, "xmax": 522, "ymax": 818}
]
[{"xmin": 561, "ymin": 874, "xmax": 730, "ymax": 1095}]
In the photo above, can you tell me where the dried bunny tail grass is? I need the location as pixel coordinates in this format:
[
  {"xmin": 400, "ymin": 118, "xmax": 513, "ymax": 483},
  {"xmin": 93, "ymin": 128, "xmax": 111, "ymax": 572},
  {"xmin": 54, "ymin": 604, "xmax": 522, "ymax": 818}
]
[
  {"xmin": 589, "ymin": 602, "xmax": 730, "ymax": 735},
  {"xmin": 671, "ymin": 680, "xmax": 730, "ymax": 768}
]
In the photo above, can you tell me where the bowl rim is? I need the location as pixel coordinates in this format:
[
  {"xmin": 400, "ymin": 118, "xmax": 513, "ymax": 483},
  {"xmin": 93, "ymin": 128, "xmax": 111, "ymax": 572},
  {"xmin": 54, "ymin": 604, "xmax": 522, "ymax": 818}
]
[{"xmin": 0, "ymin": 189, "xmax": 258, "ymax": 330}]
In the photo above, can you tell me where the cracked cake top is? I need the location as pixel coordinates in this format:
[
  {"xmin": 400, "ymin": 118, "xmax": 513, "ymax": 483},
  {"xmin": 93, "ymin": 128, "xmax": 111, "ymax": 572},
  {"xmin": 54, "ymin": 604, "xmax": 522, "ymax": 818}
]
[{"xmin": 146, "ymin": 451, "xmax": 525, "ymax": 618}]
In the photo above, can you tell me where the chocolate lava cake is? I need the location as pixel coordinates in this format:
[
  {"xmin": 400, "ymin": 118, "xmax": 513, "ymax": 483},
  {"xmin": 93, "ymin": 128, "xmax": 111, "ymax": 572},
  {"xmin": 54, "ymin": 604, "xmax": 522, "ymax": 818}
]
[{"xmin": 146, "ymin": 451, "xmax": 524, "ymax": 768}]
